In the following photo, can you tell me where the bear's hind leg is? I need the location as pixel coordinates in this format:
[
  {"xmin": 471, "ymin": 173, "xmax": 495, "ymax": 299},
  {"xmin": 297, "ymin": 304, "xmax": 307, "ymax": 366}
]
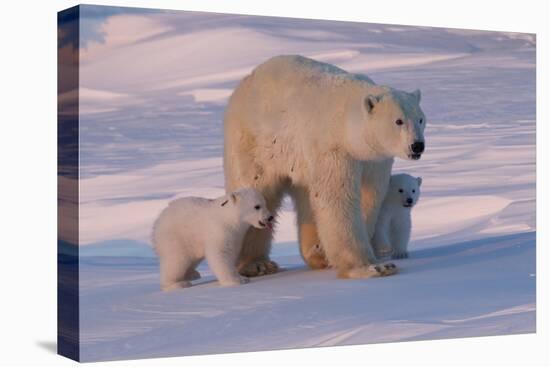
[{"xmin": 159, "ymin": 249, "xmax": 194, "ymax": 291}]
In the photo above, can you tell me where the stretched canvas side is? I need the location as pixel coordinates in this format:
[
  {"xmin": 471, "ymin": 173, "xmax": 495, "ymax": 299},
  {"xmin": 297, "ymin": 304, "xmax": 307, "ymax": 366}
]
[{"xmin": 57, "ymin": 5, "xmax": 80, "ymax": 362}]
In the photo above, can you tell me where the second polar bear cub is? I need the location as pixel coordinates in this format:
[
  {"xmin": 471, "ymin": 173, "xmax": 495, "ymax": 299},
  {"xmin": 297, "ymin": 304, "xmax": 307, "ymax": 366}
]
[
  {"xmin": 152, "ymin": 188, "xmax": 274, "ymax": 291},
  {"xmin": 372, "ymin": 174, "xmax": 422, "ymax": 259}
]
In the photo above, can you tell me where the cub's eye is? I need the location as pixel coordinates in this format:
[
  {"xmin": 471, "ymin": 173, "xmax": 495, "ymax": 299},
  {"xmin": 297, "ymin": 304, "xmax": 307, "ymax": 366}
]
[
  {"xmin": 254, "ymin": 205, "xmax": 261, "ymax": 210},
  {"xmin": 395, "ymin": 119, "xmax": 404, "ymax": 126},
  {"xmin": 412, "ymin": 189, "xmax": 416, "ymax": 193},
  {"xmin": 398, "ymin": 189, "xmax": 403, "ymax": 193},
  {"xmin": 419, "ymin": 118, "xmax": 423, "ymax": 124}
]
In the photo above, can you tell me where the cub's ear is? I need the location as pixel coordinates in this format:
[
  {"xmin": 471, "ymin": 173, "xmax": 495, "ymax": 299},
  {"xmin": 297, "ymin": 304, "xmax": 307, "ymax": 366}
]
[
  {"xmin": 417, "ymin": 177, "xmax": 423, "ymax": 186},
  {"xmin": 365, "ymin": 95, "xmax": 382, "ymax": 113},
  {"xmin": 411, "ymin": 89, "xmax": 421, "ymax": 103},
  {"xmin": 221, "ymin": 192, "xmax": 238, "ymax": 206}
]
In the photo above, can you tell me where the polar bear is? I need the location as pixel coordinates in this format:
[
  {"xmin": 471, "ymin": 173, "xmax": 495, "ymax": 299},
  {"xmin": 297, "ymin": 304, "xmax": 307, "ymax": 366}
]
[
  {"xmin": 152, "ymin": 188, "xmax": 273, "ymax": 291},
  {"xmin": 224, "ymin": 55, "xmax": 426, "ymax": 279},
  {"xmin": 372, "ymin": 174, "xmax": 422, "ymax": 259}
]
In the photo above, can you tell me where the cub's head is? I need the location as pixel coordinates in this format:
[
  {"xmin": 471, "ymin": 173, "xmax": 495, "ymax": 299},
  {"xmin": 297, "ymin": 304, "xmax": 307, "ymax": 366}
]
[
  {"xmin": 346, "ymin": 87, "xmax": 426, "ymax": 161},
  {"xmin": 388, "ymin": 174, "xmax": 422, "ymax": 208},
  {"xmin": 224, "ymin": 188, "xmax": 274, "ymax": 229}
]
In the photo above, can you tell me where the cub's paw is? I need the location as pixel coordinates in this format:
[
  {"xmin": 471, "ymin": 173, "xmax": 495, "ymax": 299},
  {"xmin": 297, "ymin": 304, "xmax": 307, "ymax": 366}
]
[
  {"xmin": 392, "ymin": 252, "xmax": 409, "ymax": 259},
  {"xmin": 239, "ymin": 260, "xmax": 279, "ymax": 277}
]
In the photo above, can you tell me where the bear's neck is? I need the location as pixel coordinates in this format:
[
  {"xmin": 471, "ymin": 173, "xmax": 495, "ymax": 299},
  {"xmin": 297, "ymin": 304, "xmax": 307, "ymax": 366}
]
[{"xmin": 338, "ymin": 88, "xmax": 394, "ymax": 162}]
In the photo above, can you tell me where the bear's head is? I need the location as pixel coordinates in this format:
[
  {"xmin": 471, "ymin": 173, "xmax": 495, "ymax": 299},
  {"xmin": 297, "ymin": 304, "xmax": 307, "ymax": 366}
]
[
  {"xmin": 345, "ymin": 87, "xmax": 426, "ymax": 161},
  {"xmin": 226, "ymin": 188, "xmax": 274, "ymax": 230},
  {"xmin": 387, "ymin": 174, "xmax": 422, "ymax": 208}
]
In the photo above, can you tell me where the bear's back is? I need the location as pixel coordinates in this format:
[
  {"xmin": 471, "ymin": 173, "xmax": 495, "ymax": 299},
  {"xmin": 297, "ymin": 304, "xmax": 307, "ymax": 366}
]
[
  {"xmin": 153, "ymin": 197, "xmax": 217, "ymax": 241},
  {"xmin": 253, "ymin": 55, "xmax": 376, "ymax": 88}
]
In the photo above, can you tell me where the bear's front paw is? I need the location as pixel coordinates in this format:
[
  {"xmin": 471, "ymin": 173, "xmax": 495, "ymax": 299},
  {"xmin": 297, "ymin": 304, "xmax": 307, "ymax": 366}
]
[
  {"xmin": 392, "ymin": 252, "xmax": 409, "ymax": 259},
  {"xmin": 239, "ymin": 260, "xmax": 279, "ymax": 277},
  {"xmin": 371, "ymin": 263, "xmax": 398, "ymax": 276}
]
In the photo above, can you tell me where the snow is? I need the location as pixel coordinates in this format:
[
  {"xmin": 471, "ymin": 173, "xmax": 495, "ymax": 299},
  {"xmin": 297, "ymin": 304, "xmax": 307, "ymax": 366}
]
[
  {"xmin": 67, "ymin": 5, "xmax": 536, "ymax": 362},
  {"xmin": 182, "ymin": 89, "xmax": 233, "ymax": 103}
]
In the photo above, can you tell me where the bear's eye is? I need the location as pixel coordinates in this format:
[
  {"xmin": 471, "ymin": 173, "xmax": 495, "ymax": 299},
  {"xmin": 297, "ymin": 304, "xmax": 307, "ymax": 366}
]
[
  {"xmin": 254, "ymin": 205, "xmax": 261, "ymax": 210},
  {"xmin": 395, "ymin": 119, "xmax": 404, "ymax": 126},
  {"xmin": 398, "ymin": 189, "xmax": 403, "ymax": 193},
  {"xmin": 419, "ymin": 118, "xmax": 423, "ymax": 124},
  {"xmin": 412, "ymin": 189, "xmax": 416, "ymax": 193}
]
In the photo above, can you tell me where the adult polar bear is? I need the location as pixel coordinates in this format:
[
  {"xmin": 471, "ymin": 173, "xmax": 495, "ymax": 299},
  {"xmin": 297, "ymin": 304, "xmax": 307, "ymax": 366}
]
[{"xmin": 224, "ymin": 55, "xmax": 426, "ymax": 278}]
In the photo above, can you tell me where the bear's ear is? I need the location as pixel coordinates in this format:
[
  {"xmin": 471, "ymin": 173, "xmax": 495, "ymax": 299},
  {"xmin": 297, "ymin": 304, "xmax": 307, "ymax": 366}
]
[
  {"xmin": 411, "ymin": 89, "xmax": 421, "ymax": 103},
  {"xmin": 365, "ymin": 95, "xmax": 381, "ymax": 113},
  {"xmin": 417, "ymin": 177, "xmax": 423, "ymax": 186}
]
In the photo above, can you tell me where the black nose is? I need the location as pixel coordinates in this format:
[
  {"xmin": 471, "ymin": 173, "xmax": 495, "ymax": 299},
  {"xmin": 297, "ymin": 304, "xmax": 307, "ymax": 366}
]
[
  {"xmin": 411, "ymin": 141, "xmax": 425, "ymax": 154},
  {"xmin": 267, "ymin": 216, "xmax": 274, "ymax": 222},
  {"xmin": 406, "ymin": 198, "xmax": 413, "ymax": 204}
]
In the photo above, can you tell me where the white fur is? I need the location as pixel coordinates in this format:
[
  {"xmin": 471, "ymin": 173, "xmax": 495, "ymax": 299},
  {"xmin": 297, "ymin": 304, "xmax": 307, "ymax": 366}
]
[
  {"xmin": 372, "ymin": 174, "xmax": 422, "ymax": 259},
  {"xmin": 152, "ymin": 188, "xmax": 272, "ymax": 291},
  {"xmin": 304, "ymin": 158, "xmax": 395, "ymax": 270},
  {"xmin": 361, "ymin": 158, "xmax": 395, "ymax": 241},
  {"xmin": 224, "ymin": 55, "xmax": 426, "ymax": 278}
]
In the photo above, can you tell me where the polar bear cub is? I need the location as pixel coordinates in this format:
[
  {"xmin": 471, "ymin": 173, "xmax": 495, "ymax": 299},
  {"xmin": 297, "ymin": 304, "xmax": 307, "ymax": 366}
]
[
  {"xmin": 152, "ymin": 188, "xmax": 273, "ymax": 291},
  {"xmin": 372, "ymin": 174, "xmax": 422, "ymax": 259}
]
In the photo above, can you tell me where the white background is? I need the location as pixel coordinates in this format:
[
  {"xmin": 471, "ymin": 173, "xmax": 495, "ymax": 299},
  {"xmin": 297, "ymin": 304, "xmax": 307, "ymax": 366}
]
[{"xmin": 0, "ymin": 0, "xmax": 547, "ymax": 366}]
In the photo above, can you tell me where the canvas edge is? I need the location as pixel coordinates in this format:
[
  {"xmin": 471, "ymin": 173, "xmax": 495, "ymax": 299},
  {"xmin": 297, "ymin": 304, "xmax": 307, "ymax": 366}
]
[{"xmin": 57, "ymin": 4, "xmax": 81, "ymax": 362}]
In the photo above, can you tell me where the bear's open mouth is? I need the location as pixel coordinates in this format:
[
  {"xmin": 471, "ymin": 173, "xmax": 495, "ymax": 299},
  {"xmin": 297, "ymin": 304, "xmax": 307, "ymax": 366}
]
[
  {"xmin": 258, "ymin": 220, "xmax": 273, "ymax": 230},
  {"xmin": 408, "ymin": 153, "xmax": 422, "ymax": 160}
]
